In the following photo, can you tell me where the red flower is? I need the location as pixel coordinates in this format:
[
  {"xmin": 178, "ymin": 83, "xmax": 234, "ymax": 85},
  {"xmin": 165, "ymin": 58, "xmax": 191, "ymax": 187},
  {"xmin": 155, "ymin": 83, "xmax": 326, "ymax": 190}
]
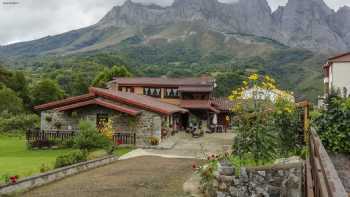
[
  {"xmin": 117, "ymin": 140, "xmax": 123, "ymax": 145},
  {"xmin": 10, "ymin": 176, "xmax": 17, "ymax": 184}
]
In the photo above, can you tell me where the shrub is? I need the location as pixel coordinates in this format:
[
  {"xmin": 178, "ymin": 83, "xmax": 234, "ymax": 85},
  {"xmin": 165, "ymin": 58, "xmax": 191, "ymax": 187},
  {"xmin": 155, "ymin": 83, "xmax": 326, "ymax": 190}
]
[
  {"xmin": 148, "ymin": 136, "xmax": 159, "ymax": 146},
  {"xmin": 314, "ymin": 95, "xmax": 350, "ymax": 153},
  {"xmin": 54, "ymin": 150, "xmax": 88, "ymax": 168},
  {"xmin": 39, "ymin": 163, "xmax": 51, "ymax": 173},
  {"xmin": 73, "ymin": 120, "xmax": 111, "ymax": 151},
  {"xmin": 0, "ymin": 113, "xmax": 39, "ymax": 134}
]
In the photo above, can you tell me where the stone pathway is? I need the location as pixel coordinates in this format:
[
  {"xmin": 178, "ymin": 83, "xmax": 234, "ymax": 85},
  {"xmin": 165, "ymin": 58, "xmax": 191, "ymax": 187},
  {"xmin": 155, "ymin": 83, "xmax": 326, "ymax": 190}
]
[
  {"xmin": 148, "ymin": 132, "xmax": 235, "ymax": 158},
  {"xmin": 329, "ymin": 153, "xmax": 350, "ymax": 193},
  {"xmin": 121, "ymin": 132, "xmax": 235, "ymax": 160}
]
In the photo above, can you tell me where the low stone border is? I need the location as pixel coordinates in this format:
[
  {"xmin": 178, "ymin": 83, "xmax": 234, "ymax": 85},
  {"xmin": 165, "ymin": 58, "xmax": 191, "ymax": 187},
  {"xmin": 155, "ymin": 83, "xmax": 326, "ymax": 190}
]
[{"xmin": 0, "ymin": 155, "xmax": 118, "ymax": 195}]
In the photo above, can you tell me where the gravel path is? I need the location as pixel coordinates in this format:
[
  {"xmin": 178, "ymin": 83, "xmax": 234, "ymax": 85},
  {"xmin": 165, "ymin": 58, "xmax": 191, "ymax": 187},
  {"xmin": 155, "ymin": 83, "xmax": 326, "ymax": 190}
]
[{"xmin": 23, "ymin": 156, "xmax": 201, "ymax": 197}]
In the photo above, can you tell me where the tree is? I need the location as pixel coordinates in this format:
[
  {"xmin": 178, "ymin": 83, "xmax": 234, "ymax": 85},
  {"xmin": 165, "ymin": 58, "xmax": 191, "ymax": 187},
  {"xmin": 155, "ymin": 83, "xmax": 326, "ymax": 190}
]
[
  {"xmin": 214, "ymin": 71, "xmax": 245, "ymax": 97},
  {"xmin": 92, "ymin": 65, "xmax": 132, "ymax": 88},
  {"xmin": 0, "ymin": 85, "xmax": 24, "ymax": 114},
  {"xmin": 30, "ymin": 79, "xmax": 65, "ymax": 106}
]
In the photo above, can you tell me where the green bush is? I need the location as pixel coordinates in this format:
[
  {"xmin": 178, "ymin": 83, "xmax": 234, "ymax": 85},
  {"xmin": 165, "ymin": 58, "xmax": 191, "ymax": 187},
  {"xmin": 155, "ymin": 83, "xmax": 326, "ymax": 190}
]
[
  {"xmin": 73, "ymin": 120, "xmax": 111, "ymax": 151},
  {"xmin": 0, "ymin": 113, "xmax": 40, "ymax": 134},
  {"xmin": 314, "ymin": 95, "xmax": 350, "ymax": 153},
  {"xmin": 54, "ymin": 150, "xmax": 88, "ymax": 168}
]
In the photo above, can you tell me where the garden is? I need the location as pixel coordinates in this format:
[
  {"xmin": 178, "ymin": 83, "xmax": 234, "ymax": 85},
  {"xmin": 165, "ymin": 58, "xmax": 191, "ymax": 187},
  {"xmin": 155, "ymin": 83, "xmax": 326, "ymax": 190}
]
[
  {"xmin": 192, "ymin": 74, "xmax": 306, "ymax": 196},
  {"xmin": 0, "ymin": 120, "xmax": 132, "ymax": 185}
]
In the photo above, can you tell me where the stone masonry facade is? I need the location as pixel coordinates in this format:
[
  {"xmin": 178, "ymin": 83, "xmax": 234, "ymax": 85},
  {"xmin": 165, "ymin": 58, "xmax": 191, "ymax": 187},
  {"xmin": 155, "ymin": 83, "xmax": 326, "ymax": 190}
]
[{"xmin": 40, "ymin": 98, "xmax": 164, "ymax": 146}]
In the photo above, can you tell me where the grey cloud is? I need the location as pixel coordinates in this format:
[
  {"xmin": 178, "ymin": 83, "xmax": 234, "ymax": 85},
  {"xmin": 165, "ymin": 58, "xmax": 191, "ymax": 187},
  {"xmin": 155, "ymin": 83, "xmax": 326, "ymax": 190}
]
[{"xmin": 0, "ymin": 0, "xmax": 349, "ymax": 45}]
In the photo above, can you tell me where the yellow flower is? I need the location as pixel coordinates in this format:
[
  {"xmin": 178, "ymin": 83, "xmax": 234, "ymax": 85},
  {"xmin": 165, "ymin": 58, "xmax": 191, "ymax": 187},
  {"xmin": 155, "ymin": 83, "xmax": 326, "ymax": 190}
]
[
  {"xmin": 265, "ymin": 75, "xmax": 271, "ymax": 80},
  {"xmin": 284, "ymin": 107, "xmax": 292, "ymax": 113},
  {"xmin": 248, "ymin": 74, "xmax": 258, "ymax": 81},
  {"xmin": 243, "ymin": 81, "xmax": 248, "ymax": 86}
]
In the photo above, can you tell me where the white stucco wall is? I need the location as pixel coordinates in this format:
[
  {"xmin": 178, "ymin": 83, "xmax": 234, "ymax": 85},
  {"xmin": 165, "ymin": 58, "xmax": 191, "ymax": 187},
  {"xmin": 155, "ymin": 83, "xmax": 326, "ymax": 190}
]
[{"xmin": 331, "ymin": 62, "xmax": 350, "ymax": 96}]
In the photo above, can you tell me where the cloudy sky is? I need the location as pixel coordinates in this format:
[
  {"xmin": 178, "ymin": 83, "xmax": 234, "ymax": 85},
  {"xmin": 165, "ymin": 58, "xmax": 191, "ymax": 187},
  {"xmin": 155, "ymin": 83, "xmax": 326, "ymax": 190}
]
[{"xmin": 0, "ymin": 0, "xmax": 349, "ymax": 45}]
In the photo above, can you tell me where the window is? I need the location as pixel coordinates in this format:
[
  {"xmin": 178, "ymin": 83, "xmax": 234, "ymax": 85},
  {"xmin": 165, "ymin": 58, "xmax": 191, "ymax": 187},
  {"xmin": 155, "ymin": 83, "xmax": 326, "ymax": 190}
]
[
  {"xmin": 144, "ymin": 87, "xmax": 161, "ymax": 97},
  {"xmin": 165, "ymin": 88, "xmax": 179, "ymax": 98},
  {"xmin": 126, "ymin": 87, "xmax": 134, "ymax": 93},
  {"xmin": 118, "ymin": 87, "xmax": 134, "ymax": 93}
]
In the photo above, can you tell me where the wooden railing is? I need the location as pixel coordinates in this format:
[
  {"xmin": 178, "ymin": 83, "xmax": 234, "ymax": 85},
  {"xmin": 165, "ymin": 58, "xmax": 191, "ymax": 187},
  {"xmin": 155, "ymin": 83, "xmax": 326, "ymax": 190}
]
[
  {"xmin": 305, "ymin": 129, "xmax": 348, "ymax": 197},
  {"xmin": 112, "ymin": 133, "xmax": 136, "ymax": 145}
]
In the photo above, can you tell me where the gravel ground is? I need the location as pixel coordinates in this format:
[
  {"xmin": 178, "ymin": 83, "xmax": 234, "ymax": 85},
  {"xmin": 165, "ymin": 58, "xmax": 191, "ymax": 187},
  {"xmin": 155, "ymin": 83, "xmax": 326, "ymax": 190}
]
[{"xmin": 23, "ymin": 156, "xmax": 201, "ymax": 197}]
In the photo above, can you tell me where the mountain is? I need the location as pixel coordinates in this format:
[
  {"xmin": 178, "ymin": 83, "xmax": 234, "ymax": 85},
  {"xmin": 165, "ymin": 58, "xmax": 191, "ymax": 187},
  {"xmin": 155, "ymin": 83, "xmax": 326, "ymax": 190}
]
[
  {"xmin": 0, "ymin": 0, "xmax": 340, "ymax": 101},
  {"xmin": 1, "ymin": 0, "xmax": 350, "ymax": 57}
]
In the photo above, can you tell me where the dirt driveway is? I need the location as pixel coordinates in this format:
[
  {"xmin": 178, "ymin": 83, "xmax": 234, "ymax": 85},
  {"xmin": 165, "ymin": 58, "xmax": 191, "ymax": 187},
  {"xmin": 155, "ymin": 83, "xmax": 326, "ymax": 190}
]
[{"xmin": 23, "ymin": 156, "xmax": 201, "ymax": 197}]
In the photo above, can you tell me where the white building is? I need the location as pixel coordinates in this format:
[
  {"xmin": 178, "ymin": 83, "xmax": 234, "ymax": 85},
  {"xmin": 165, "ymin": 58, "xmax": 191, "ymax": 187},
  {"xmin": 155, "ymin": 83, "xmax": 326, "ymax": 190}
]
[
  {"xmin": 323, "ymin": 52, "xmax": 350, "ymax": 97},
  {"xmin": 242, "ymin": 87, "xmax": 294, "ymax": 103}
]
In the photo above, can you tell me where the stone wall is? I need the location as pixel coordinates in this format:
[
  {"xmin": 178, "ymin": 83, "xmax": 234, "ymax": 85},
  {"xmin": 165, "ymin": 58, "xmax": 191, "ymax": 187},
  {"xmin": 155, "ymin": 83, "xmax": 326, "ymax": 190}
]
[
  {"xmin": 40, "ymin": 98, "xmax": 164, "ymax": 146},
  {"xmin": 0, "ymin": 156, "xmax": 117, "ymax": 196},
  {"xmin": 214, "ymin": 161, "xmax": 303, "ymax": 197}
]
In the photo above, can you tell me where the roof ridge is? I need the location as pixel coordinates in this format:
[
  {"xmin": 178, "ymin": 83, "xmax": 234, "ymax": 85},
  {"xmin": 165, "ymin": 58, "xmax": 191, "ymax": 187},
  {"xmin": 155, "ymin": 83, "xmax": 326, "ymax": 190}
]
[{"xmin": 89, "ymin": 87, "xmax": 188, "ymax": 115}]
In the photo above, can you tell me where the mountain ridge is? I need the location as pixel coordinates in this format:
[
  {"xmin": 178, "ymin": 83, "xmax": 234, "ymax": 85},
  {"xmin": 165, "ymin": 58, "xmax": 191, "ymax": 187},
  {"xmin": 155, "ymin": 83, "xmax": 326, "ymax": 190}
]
[{"xmin": 0, "ymin": 0, "xmax": 349, "ymax": 57}]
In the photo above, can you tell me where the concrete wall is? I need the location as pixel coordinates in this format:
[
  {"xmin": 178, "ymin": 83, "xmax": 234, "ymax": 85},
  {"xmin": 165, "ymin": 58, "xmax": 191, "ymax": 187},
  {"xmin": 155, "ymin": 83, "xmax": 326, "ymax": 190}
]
[
  {"xmin": 331, "ymin": 62, "xmax": 350, "ymax": 96},
  {"xmin": 40, "ymin": 98, "xmax": 165, "ymax": 146}
]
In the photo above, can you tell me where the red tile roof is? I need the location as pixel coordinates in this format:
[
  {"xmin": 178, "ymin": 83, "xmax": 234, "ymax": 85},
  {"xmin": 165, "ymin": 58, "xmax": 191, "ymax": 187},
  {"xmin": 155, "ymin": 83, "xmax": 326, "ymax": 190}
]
[
  {"xmin": 178, "ymin": 86, "xmax": 213, "ymax": 92},
  {"xmin": 328, "ymin": 52, "xmax": 350, "ymax": 62},
  {"xmin": 35, "ymin": 88, "xmax": 188, "ymax": 115},
  {"xmin": 211, "ymin": 97, "xmax": 235, "ymax": 112},
  {"xmin": 89, "ymin": 87, "xmax": 188, "ymax": 115},
  {"xmin": 55, "ymin": 99, "xmax": 141, "ymax": 116},
  {"xmin": 34, "ymin": 94, "xmax": 96, "ymax": 111},
  {"xmin": 109, "ymin": 77, "xmax": 215, "ymax": 87},
  {"xmin": 180, "ymin": 100, "xmax": 220, "ymax": 113}
]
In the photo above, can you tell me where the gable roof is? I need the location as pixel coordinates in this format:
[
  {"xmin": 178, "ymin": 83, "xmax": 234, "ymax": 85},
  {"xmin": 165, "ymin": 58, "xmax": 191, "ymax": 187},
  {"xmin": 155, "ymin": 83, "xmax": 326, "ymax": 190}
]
[
  {"xmin": 328, "ymin": 52, "xmax": 350, "ymax": 63},
  {"xmin": 34, "ymin": 94, "xmax": 95, "ymax": 111},
  {"xmin": 34, "ymin": 87, "xmax": 188, "ymax": 115},
  {"xmin": 55, "ymin": 98, "xmax": 142, "ymax": 116},
  {"xmin": 90, "ymin": 87, "xmax": 188, "ymax": 115},
  {"xmin": 109, "ymin": 77, "xmax": 215, "ymax": 87}
]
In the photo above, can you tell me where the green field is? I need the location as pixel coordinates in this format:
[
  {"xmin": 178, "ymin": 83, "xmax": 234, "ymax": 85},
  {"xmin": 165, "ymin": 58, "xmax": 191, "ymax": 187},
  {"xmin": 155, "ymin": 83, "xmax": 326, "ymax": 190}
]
[
  {"xmin": 0, "ymin": 135, "xmax": 132, "ymax": 184},
  {"xmin": 0, "ymin": 135, "xmax": 75, "ymax": 182}
]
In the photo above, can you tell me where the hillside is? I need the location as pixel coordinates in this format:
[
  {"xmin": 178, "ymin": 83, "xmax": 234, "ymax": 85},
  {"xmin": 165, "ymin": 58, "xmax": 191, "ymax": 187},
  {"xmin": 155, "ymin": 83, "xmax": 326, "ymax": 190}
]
[{"xmin": 0, "ymin": 0, "xmax": 335, "ymax": 101}]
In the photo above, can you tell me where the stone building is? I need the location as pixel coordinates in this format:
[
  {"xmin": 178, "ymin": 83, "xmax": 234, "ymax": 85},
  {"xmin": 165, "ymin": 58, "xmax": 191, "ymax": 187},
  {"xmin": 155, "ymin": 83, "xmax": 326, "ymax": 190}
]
[
  {"xmin": 107, "ymin": 77, "xmax": 234, "ymax": 131},
  {"xmin": 34, "ymin": 87, "xmax": 188, "ymax": 146}
]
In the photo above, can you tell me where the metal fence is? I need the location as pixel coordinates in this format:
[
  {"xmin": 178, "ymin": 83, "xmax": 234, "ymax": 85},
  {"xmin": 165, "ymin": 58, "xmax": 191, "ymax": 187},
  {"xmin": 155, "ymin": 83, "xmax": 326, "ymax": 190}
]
[
  {"xmin": 26, "ymin": 129, "xmax": 76, "ymax": 148},
  {"xmin": 26, "ymin": 129, "xmax": 136, "ymax": 147}
]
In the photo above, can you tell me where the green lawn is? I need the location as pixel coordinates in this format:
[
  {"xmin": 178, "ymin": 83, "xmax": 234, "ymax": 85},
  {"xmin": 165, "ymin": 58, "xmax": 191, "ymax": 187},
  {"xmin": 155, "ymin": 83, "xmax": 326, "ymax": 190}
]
[
  {"xmin": 0, "ymin": 135, "xmax": 133, "ymax": 184},
  {"xmin": 0, "ymin": 135, "xmax": 75, "ymax": 182}
]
